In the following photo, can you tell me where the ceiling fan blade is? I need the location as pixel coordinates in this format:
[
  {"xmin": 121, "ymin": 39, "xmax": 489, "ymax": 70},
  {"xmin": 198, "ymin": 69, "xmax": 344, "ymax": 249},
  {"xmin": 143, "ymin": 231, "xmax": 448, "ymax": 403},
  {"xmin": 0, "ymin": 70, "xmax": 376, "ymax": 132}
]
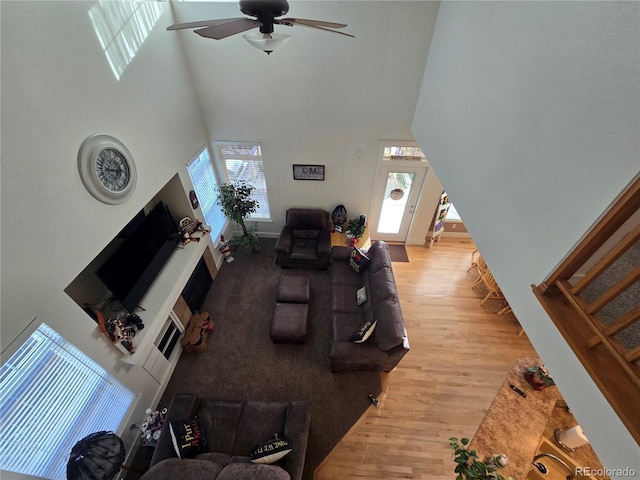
[
  {"xmin": 167, "ymin": 18, "xmax": 244, "ymax": 31},
  {"xmin": 279, "ymin": 17, "xmax": 348, "ymax": 29},
  {"xmin": 276, "ymin": 19, "xmax": 354, "ymax": 38},
  {"xmin": 194, "ymin": 18, "xmax": 260, "ymax": 40}
]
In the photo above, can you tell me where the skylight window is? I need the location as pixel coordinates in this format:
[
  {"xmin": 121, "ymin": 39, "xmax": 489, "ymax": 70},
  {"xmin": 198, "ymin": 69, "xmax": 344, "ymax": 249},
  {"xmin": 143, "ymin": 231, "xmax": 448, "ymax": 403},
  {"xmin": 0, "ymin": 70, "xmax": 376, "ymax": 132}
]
[{"xmin": 90, "ymin": 1, "xmax": 165, "ymax": 81}]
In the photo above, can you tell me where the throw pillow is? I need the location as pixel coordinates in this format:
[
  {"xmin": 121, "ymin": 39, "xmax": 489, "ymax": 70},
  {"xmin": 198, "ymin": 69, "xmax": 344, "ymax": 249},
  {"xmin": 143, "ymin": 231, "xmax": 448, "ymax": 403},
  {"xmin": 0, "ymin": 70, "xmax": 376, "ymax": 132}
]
[
  {"xmin": 356, "ymin": 286, "xmax": 368, "ymax": 305},
  {"xmin": 169, "ymin": 416, "xmax": 208, "ymax": 459},
  {"xmin": 349, "ymin": 247, "xmax": 370, "ymax": 273},
  {"xmin": 250, "ymin": 433, "xmax": 292, "ymax": 464},
  {"xmin": 350, "ymin": 319, "xmax": 377, "ymax": 343}
]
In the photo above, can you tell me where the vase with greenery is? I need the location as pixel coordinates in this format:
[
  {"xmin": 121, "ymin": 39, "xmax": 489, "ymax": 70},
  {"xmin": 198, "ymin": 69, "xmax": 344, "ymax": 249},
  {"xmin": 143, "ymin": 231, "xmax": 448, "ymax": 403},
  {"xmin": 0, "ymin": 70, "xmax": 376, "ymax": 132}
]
[
  {"xmin": 215, "ymin": 181, "xmax": 261, "ymax": 253},
  {"xmin": 346, "ymin": 218, "xmax": 366, "ymax": 239},
  {"xmin": 449, "ymin": 437, "xmax": 514, "ymax": 480}
]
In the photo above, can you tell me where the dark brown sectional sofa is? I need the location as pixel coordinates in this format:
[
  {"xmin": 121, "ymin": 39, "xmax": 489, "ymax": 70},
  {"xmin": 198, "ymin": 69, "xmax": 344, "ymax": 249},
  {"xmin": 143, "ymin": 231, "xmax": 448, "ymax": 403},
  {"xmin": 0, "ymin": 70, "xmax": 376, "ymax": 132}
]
[
  {"xmin": 142, "ymin": 394, "xmax": 310, "ymax": 480},
  {"xmin": 329, "ymin": 241, "xmax": 410, "ymax": 372}
]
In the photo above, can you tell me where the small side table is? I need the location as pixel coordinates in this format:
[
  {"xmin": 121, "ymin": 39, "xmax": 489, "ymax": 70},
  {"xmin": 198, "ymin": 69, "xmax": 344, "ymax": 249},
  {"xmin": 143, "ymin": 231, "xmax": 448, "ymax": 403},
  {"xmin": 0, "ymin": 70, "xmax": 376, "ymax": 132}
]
[{"xmin": 330, "ymin": 224, "xmax": 371, "ymax": 249}]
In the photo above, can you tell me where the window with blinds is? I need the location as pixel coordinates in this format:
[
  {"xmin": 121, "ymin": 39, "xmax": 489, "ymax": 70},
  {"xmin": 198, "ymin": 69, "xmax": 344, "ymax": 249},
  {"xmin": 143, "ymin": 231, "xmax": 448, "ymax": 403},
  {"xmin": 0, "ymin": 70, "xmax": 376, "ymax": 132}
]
[
  {"xmin": 215, "ymin": 142, "xmax": 271, "ymax": 220},
  {"xmin": 0, "ymin": 322, "xmax": 135, "ymax": 480},
  {"xmin": 187, "ymin": 148, "xmax": 227, "ymax": 241}
]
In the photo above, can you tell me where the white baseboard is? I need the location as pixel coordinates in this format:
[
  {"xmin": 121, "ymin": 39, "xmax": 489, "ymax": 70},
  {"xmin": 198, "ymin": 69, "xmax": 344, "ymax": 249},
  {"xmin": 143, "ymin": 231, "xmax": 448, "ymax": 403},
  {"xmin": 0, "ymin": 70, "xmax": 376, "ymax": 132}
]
[
  {"xmin": 258, "ymin": 232, "xmax": 279, "ymax": 239},
  {"xmin": 441, "ymin": 231, "xmax": 472, "ymax": 240}
]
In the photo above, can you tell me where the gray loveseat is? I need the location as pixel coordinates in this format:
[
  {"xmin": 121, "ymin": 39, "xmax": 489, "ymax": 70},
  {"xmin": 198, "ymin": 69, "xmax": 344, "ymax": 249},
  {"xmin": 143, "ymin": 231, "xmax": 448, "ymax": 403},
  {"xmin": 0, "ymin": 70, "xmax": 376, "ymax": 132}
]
[
  {"xmin": 329, "ymin": 241, "xmax": 410, "ymax": 372},
  {"xmin": 142, "ymin": 394, "xmax": 310, "ymax": 480}
]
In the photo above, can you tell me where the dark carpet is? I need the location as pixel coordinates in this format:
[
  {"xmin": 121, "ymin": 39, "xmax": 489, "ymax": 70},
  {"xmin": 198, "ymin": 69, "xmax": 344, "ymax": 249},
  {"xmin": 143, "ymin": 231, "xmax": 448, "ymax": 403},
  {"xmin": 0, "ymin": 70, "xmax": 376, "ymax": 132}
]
[
  {"xmin": 387, "ymin": 244, "xmax": 409, "ymax": 263},
  {"xmin": 159, "ymin": 238, "xmax": 381, "ymax": 480}
]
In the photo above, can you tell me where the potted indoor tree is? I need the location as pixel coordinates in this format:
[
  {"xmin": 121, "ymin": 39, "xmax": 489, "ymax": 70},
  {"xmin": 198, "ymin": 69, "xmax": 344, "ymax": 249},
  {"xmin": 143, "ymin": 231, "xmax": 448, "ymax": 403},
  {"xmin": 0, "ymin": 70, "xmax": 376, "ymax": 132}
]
[
  {"xmin": 449, "ymin": 437, "xmax": 514, "ymax": 480},
  {"xmin": 215, "ymin": 181, "xmax": 261, "ymax": 253}
]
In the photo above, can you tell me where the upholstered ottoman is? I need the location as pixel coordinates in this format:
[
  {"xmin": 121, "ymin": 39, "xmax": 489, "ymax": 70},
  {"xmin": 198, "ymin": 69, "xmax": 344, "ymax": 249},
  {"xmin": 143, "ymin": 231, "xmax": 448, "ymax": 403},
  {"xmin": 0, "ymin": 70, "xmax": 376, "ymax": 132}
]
[
  {"xmin": 276, "ymin": 274, "xmax": 310, "ymax": 303},
  {"xmin": 270, "ymin": 303, "xmax": 309, "ymax": 344}
]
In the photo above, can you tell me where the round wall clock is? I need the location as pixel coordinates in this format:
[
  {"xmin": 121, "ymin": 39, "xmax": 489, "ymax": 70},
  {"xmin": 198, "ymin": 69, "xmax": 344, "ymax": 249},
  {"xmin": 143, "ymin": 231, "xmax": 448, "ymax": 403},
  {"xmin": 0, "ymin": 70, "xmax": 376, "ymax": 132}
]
[{"xmin": 78, "ymin": 134, "xmax": 137, "ymax": 204}]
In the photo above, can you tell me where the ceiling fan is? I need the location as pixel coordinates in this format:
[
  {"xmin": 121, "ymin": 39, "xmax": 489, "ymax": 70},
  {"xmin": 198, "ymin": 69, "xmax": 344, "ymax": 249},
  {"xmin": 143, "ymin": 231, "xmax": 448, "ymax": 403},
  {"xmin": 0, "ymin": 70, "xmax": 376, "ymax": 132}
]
[{"xmin": 167, "ymin": 0, "xmax": 354, "ymax": 54}]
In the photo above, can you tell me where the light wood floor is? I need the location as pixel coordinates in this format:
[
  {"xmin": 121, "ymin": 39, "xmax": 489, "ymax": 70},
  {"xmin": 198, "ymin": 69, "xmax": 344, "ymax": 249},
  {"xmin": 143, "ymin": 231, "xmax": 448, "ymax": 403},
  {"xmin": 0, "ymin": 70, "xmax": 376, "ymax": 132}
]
[{"xmin": 315, "ymin": 239, "xmax": 539, "ymax": 479}]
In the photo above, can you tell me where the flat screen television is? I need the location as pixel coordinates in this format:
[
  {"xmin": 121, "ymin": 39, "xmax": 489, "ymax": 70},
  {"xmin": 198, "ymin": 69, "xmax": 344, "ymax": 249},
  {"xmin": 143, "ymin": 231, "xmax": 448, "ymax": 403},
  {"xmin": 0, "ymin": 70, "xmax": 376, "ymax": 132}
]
[{"xmin": 96, "ymin": 201, "xmax": 180, "ymax": 313}]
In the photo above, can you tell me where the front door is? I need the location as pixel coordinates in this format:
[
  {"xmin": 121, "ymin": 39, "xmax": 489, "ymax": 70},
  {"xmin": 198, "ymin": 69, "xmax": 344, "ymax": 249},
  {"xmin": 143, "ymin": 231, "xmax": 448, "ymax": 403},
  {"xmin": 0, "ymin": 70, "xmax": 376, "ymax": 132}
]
[{"xmin": 370, "ymin": 166, "xmax": 426, "ymax": 242}]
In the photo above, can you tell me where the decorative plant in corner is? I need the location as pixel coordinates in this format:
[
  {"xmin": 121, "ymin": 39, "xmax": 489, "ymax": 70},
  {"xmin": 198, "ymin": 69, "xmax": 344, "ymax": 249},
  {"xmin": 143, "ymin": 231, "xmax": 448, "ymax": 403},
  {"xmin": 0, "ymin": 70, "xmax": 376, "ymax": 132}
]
[
  {"xmin": 449, "ymin": 437, "xmax": 514, "ymax": 480},
  {"xmin": 215, "ymin": 181, "xmax": 261, "ymax": 253}
]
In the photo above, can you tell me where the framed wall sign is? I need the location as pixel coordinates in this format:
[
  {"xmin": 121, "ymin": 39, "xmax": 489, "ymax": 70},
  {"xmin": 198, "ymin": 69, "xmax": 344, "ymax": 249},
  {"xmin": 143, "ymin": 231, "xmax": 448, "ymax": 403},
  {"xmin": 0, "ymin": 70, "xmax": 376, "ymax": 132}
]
[{"xmin": 293, "ymin": 164, "xmax": 325, "ymax": 181}]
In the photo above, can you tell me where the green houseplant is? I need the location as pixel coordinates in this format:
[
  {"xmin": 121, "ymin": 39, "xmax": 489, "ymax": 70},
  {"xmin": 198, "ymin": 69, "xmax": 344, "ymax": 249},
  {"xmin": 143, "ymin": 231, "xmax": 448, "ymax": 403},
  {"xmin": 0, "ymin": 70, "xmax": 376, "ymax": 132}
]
[
  {"xmin": 215, "ymin": 181, "xmax": 261, "ymax": 253},
  {"xmin": 449, "ymin": 437, "xmax": 514, "ymax": 480},
  {"xmin": 346, "ymin": 218, "xmax": 366, "ymax": 239}
]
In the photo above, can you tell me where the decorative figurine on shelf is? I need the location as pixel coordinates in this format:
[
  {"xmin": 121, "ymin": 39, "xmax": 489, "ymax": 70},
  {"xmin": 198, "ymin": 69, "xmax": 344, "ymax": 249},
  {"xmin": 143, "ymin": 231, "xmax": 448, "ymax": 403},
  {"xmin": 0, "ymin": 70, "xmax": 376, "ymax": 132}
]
[
  {"xmin": 219, "ymin": 235, "xmax": 235, "ymax": 263},
  {"xmin": 140, "ymin": 407, "xmax": 167, "ymax": 445},
  {"xmin": 95, "ymin": 310, "xmax": 135, "ymax": 354},
  {"xmin": 123, "ymin": 313, "xmax": 144, "ymax": 330},
  {"xmin": 179, "ymin": 217, "xmax": 211, "ymax": 246}
]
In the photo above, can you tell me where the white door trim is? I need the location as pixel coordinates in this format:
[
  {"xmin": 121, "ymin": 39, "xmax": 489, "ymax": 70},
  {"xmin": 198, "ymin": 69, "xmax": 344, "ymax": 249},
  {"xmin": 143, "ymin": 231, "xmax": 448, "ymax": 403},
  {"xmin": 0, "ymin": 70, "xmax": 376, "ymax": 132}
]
[{"xmin": 368, "ymin": 141, "xmax": 429, "ymax": 243}]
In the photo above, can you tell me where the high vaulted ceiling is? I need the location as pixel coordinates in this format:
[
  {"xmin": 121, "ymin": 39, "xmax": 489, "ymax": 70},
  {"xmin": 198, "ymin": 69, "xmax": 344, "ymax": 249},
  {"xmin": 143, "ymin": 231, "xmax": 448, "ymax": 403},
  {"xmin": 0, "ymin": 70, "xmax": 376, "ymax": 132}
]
[{"xmin": 168, "ymin": 1, "xmax": 440, "ymax": 140}]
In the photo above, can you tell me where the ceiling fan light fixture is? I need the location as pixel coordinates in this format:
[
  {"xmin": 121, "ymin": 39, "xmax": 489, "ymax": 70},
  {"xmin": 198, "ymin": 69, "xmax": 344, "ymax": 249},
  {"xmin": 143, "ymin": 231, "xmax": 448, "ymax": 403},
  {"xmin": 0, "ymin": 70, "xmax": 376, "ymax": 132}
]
[{"xmin": 243, "ymin": 32, "xmax": 291, "ymax": 54}]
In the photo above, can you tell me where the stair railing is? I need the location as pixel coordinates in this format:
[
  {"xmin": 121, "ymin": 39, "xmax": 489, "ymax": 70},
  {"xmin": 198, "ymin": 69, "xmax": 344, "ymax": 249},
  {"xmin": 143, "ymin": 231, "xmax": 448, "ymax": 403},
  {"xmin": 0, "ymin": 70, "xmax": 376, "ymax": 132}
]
[{"xmin": 532, "ymin": 174, "xmax": 640, "ymax": 445}]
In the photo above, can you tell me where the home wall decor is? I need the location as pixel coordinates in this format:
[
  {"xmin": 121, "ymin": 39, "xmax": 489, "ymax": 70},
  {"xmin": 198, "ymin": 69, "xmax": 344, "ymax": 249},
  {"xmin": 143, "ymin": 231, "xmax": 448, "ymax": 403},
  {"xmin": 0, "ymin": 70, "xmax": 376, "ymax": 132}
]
[
  {"xmin": 293, "ymin": 164, "xmax": 325, "ymax": 181},
  {"xmin": 77, "ymin": 133, "xmax": 137, "ymax": 204}
]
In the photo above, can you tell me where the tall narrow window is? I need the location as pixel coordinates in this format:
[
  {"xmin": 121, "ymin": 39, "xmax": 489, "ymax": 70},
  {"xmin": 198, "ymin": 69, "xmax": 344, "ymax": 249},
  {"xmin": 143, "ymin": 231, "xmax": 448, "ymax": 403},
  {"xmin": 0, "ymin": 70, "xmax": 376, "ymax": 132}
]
[
  {"xmin": 187, "ymin": 148, "xmax": 227, "ymax": 240},
  {"xmin": 215, "ymin": 142, "xmax": 271, "ymax": 220},
  {"xmin": 0, "ymin": 323, "xmax": 135, "ymax": 480}
]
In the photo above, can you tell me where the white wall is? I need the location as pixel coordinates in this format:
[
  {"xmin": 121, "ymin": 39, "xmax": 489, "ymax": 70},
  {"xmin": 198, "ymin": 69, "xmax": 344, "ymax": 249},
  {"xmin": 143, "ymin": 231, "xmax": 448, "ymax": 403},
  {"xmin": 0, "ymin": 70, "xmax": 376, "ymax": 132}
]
[
  {"xmin": 1, "ymin": 0, "xmax": 207, "ymax": 453},
  {"xmin": 412, "ymin": 0, "xmax": 640, "ymax": 473},
  {"xmin": 171, "ymin": 0, "xmax": 440, "ymax": 235}
]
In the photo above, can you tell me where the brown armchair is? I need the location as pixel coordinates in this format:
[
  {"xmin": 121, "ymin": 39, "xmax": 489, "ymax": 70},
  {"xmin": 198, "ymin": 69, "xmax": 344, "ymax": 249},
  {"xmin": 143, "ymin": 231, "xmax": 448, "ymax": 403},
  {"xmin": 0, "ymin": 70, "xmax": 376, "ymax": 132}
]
[{"xmin": 275, "ymin": 208, "xmax": 332, "ymax": 269}]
